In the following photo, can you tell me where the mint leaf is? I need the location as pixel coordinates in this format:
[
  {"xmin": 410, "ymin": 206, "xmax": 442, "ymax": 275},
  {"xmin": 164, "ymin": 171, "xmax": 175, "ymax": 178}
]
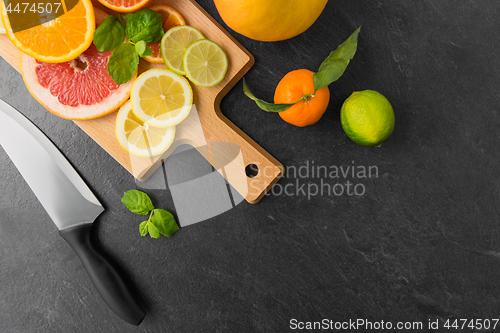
[
  {"xmin": 313, "ymin": 27, "xmax": 361, "ymax": 92},
  {"xmin": 135, "ymin": 41, "xmax": 148, "ymax": 57},
  {"xmin": 93, "ymin": 15, "xmax": 126, "ymax": 52},
  {"xmin": 108, "ymin": 43, "xmax": 139, "ymax": 85},
  {"xmin": 123, "ymin": 190, "xmax": 179, "ymax": 240},
  {"xmin": 243, "ymin": 79, "xmax": 297, "ymax": 112},
  {"xmin": 126, "ymin": 8, "xmax": 164, "ymax": 44},
  {"xmin": 148, "ymin": 221, "xmax": 160, "ymax": 239},
  {"xmin": 139, "ymin": 221, "xmax": 149, "ymax": 236},
  {"xmin": 150, "ymin": 28, "xmax": 165, "ymax": 44},
  {"xmin": 143, "ymin": 46, "xmax": 152, "ymax": 57},
  {"xmin": 125, "ymin": 13, "xmax": 135, "ymax": 22},
  {"xmin": 121, "ymin": 190, "xmax": 154, "ymax": 215},
  {"xmin": 151, "ymin": 209, "xmax": 179, "ymax": 237}
]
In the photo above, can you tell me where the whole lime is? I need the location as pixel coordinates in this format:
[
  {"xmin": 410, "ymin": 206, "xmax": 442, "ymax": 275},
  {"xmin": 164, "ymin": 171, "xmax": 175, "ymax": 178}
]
[{"xmin": 340, "ymin": 90, "xmax": 395, "ymax": 146}]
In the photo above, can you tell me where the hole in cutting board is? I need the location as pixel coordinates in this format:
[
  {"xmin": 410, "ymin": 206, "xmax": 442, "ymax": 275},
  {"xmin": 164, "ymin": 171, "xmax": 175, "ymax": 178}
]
[{"xmin": 245, "ymin": 164, "xmax": 259, "ymax": 178}]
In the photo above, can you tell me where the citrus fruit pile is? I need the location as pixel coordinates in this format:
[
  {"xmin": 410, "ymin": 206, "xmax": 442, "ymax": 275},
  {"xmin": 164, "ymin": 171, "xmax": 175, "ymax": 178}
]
[
  {"xmin": 13, "ymin": 7, "xmax": 135, "ymax": 120},
  {"xmin": 109, "ymin": 8, "xmax": 228, "ymax": 157},
  {"xmin": 110, "ymin": 10, "xmax": 228, "ymax": 157},
  {"xmin": 1, "ymin": 0, "xmax": 230, "ymax": 158},
  {"xmin": 1, "ymin": 2, "xmax": 133, "ymax": 120}
]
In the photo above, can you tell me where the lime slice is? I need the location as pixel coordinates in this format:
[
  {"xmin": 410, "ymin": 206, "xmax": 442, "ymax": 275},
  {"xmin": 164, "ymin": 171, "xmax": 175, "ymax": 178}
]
[
  {"xmin": 183, "ymin": 39, "xmax": 229, "ymax": 88},
  {"xmin": 115, "ymin": 100, "xmax": 176, "ymax": 158},
  {"xmin": 161, "ymin": 25, "xmax": 204, "ymax": 75},
  {"xmin": 130, "ymin": 68, "xmax": 193, "ymax": 128}
]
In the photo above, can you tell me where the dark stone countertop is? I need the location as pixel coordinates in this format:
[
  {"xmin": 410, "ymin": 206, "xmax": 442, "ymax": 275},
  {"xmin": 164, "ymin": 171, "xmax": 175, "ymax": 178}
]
[{"xmin": 2, "ymin": 1, "xmax": 500, "ymax": 332}]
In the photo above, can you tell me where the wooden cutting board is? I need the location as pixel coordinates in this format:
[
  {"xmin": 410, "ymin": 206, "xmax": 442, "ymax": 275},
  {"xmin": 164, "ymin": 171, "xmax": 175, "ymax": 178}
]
[{"xmin": 0, "ymin": 0, "xmax": 283, "ymax": 204}]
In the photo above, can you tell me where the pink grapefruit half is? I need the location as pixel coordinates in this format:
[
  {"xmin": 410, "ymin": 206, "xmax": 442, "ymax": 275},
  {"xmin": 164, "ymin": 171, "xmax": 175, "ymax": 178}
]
[{"xmin": 20, "ymin": 8, "xmax": 135, "ymax": 120}]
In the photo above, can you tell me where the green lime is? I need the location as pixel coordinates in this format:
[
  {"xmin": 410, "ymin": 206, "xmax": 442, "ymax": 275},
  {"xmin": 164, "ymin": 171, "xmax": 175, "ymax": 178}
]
[
  {"xmin": 183, "ymin": 39, "xmax": 228, "ymax": 87},
  {"xmin": 340, "ymin": 90, "xmax": 395, "ymax": 146},
  {"xmin": 161, "ymin": 25, "xmax": 204, "ymax": 75}
]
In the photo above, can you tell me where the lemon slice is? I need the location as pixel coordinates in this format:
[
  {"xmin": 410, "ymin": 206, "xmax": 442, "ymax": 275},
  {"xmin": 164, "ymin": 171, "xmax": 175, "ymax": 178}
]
[
  {"xmin": 130, "ymin": 68, "xmax": 193, "ymax": 128},
  {"xmin": 161, "ymin": 25, "xmax": 204, "ymax": 75},
  {"xmin": 116, "ymin": 100, "xmax": 176, "ymax": 158},
  {"xmin": 183, "ymin": 39, "xmax": 228, "ymax": 88}
]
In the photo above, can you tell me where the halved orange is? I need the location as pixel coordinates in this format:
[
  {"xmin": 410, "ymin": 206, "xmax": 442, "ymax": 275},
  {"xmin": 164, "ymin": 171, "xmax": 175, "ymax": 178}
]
[
  {"xmin": 143, "ymin": 5, "xmax": 186, "ymax": 64},
  {"xmin": 0, "ymin": 13, "xmax": 5, "ymax": 34},
  {"xmin": 0, "ymin": 0, "xmax": 95, "ymax": 63},
  {"xmin": 97, "ymin": 0, "xmax": 152, "ymax": 13}
]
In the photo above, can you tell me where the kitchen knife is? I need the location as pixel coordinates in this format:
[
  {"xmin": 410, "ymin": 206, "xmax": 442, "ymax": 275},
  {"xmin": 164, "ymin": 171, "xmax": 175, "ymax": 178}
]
[{"xmin": 0, "ymin": 99, "xmax": 145, "ymax": 325}]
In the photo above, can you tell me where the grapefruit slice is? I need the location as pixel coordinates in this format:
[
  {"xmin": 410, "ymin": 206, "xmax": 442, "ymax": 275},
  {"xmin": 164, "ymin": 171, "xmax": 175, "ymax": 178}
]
[
  {"xmin": 20, "ymin": 8, "xmax": 135, "ymax": 120},
  {"xmin": 1, "ymin": 0, "xmax": 95, "ymax": 63},
  {"xmin": 143, "ymin": 5, "xmax": 186, "ymax": 64},
  {"xmin": 97, "ymin": 0, "xmax": 152, "ymax": 13}
]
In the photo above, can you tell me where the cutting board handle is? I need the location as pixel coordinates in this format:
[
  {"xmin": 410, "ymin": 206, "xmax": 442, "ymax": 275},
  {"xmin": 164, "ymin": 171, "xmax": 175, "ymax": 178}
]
[{"xmin": 206, "ymin": 109, "xmax": 284, "ymax": 204}]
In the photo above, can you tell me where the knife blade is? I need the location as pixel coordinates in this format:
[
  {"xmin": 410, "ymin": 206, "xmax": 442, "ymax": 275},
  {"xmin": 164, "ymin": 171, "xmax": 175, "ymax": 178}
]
[{"xmin": 0, "ymin": 99, "xmax": 145, "ymax": 325}]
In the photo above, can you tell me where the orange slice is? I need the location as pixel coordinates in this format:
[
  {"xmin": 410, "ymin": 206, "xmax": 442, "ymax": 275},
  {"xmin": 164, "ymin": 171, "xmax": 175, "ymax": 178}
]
[
  {"xmin": 97, "ymin": 0, "xmax": 152, "ymax": 13},
  {"xmin": 143, "ymin": 5, "xmax": 185, "ymax": 64},
  {"xmin": 0, "ymin": 13, "xmax": 5, "ymax": 34},
  {"xmin": 1, "ymin": 0, "xmax": 95, "ymax": 63}
]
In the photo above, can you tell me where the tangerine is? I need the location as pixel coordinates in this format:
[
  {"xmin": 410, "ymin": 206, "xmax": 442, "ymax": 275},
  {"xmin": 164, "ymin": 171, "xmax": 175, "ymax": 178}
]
[{"xmin": 274, "ymin": 69, "xmax": 330, "ymax": 127}]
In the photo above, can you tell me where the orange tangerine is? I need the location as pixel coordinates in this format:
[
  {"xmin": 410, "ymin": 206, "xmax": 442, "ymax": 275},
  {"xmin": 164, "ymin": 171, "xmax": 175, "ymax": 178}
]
[{"xmin": 274, "ymin": 69, "xmax": 330, "ymax": 127}]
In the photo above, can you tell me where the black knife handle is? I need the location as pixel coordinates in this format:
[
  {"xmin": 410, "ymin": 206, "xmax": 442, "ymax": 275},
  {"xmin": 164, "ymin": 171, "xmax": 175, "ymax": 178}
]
[{"xmin": 59, "ymin": 224, "xmax": 145, "ymax": 325}]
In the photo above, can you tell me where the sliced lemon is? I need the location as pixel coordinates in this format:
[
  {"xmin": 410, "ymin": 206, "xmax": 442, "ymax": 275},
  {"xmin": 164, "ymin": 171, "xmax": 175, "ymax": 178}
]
[
  {"xmin": 130, "ymin": 68, "xmax": 193, "ymax": 128},
  {"xmin": 116, "ymin": 100, "xmax": 176, "ymax": 158},
  {"xmin": 161, "ymin": 25, "xmax": 204, "ymax": 75},
  {"xmin": 183, "ymin": 39, "xmax": 228, "ymax": 88}
]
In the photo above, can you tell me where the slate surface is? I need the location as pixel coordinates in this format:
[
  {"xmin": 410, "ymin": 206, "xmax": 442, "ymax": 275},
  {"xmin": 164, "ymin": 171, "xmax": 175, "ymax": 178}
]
[{"xmin": 1, "ymin": 0, "xmax": 500, "ymax": 332}]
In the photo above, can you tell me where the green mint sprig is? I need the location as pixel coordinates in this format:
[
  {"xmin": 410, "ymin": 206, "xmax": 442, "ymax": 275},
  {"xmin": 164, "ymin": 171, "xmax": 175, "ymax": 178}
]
[
  {"xmin": 243, "ymin": 27, "xmax": 361, "ymax": 112},
  {"xmin": 122, "ymin": 190, "xmax": 179, "ymax": 239},
  {"xmin": 93, "ymin": 8, "xmax": 164, "ymax": 85}
]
